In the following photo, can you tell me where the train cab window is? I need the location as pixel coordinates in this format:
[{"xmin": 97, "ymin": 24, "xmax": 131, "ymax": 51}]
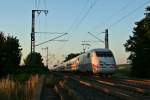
[
  {"xmin": 87, "ymin": 53, "xmax": 90, "ymax": 58},
  {"xmin": 96, "ymin": 52, "xmax": 113, "ymax": 57}
]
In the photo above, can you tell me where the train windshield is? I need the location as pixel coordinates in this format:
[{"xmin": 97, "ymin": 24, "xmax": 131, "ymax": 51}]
[{"xmin": 96, "ymin": 51, "xmax": 113, "ymax": 57}]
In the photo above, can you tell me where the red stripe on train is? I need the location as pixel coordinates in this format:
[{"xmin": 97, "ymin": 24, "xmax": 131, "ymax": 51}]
[
  {"xmin": 92, "ymin": 64, "xmax": 101, "ymax": 69},
  {"xmin": 92, "ymin": 64, "xmax": 116, "ymax": 69}
]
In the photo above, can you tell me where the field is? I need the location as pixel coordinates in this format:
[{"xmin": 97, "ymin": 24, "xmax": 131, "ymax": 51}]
[
  {"xmin": 0, "ymin": 74, "xmax": 41, "ymax": 100},
  {"xmin": 115, "ymin": 64, "xmax": 131, "ymax": 77}
]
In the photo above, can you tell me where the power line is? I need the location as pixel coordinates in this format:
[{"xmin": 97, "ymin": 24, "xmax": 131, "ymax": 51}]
[
  {"xmin": 60, "ymin": 0, "xmax": 91, "ymax": 55},
  {"xmin": 35, "ymin": 32, "xmax": 65, "ymax": 34},
  {"xmin": 82, "ymin": 40, "xmax": 102, "ymax": 43},
  {"xmin": 43, "ymin": 0, "xmax": 47, "ymax": 9},
  {"xmin": 108, "ymin": 0, "xmax": 150, "ymax": 29},
  {"xmin": 52, "ymin": 40, "xmax": 68, "ymax": 42},
  {"xmin": 94, "ymin": 0, "xmax": 137, "ymax": 30},
  {"xmin": 35, "ymin": 33, "xmax": 68, "ymax": 47},
  {"xmin": 67, "ymin": 0, "xmax": 89, "ymax": 33},
  {"xmin": 65, "ymin": 0, "xmax": 99, "ymax": 52},
  {"xmin": 34, "ymin": 0, "xmax": 37, "ymax": 9},
  {"xmin": 38, "ymin": 0, "xmax": 41, "ymax": 9},
  {"xmin": 72, "ymin": 0, "xmax": 99, "ymax": 32},
  {"xmin": 106, "ymin": 0, "xmax": 136, "ymax": 22},
  {"xmin": 88, "ymin": 32, "xmax": 104, "ymax": 43}
]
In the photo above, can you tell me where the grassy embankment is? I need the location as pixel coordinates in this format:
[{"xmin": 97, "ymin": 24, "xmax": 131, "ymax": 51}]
[
  {"xmin": 115, "ymin": 64, "xmax": 131, "ymax": 77},
  {"xmin": 0, "ymin": 74, "xmax": 41, "ymax": 100}
]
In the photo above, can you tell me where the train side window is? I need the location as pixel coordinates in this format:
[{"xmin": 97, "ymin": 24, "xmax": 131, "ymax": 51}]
[{"xmin": 87, "ymin": 53, "xmax": 90, "ymax": 58}]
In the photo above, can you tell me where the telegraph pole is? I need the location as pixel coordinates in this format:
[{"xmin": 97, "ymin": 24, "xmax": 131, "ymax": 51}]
[
  {"xmin": 88, "ymin": 30, "xmax": 109, "ymax": 49},
  {"xmin": 104, "ymin": 29, "xmax": 109, "ymax": 49},
  {"xmin": 46, "ymin": 47, "xmax": 48, "ymax": 67},
  {"xmin": 42, "ymin": 47, "xmax": 48, "ymax": 67},
  {"xmin": 31, "ymin": 10, "xmax": 48, "ymax": 53},
  {"xmin": 81, "ymin": 43, "xmax": 90, "ymax": 53},
  {"xmin": 31, "ymin": 10, "xmax": 35, "ymax": 53}
]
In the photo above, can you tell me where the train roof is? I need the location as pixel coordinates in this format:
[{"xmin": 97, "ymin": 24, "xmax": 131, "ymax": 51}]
[
  {"xmin": 88, "ymin": 48, "xmax": 111, "ymax": 52},
  {"xmin": 63, "ymin": 48, "xmax": 112, "ymax": 63}
]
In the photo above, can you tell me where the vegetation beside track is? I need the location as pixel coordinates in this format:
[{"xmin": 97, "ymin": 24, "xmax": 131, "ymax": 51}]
[
  {"xmin": 114, "ymin": 64, "xmax": 131, "ymax": 77},
  {"xmin": 0, "ymin": 74, "xmax": 43, "ymax": 100}
]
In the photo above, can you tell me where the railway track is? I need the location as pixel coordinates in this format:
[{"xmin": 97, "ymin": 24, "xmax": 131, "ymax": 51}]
[
  {"xmin": 51, "ymin": 72, "xmax": 122, "ymax": 100},
  {"xmin": 86, "ymin": 75, "xmax": 150, "ymax": 94},
  {"xmin": 43, "ymin": 72, "xmax": 150, "ymax": 100},
  {"xmin": 70, "ymin": 74, "xmax": 150, "ymax": 100},
  {"xmin": 93, "ymin": 76, "xmax": 150, "ymax": 94}
]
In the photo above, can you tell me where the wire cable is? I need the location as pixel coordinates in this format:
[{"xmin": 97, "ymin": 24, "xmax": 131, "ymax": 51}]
[
  {"xmin": 34, "ymin": 0, "xmax": 37, "ymax": 9},
  {"xmin": 72, "ymin": 0, "xmax": 99, "ymax": 32},
  {"xmin": 61, "ymin": 0, "xmax": 91, "ymax": 55},
  {"xmin": 38, "ymin": 0, "xmax": 41, "ymax": 9},
  {"xmin": 35, "ymin": 33, "xmax": 68, "ymax": 46},
  {"xmin": 106, "ymin": 1, "xmax": 136, "ymax": 22},
  {"xmin": 67, "ymin": 0, "xmax": 89, "ymax": 33},
  {"xmin": 108, "ymin": 0, "xmax": 150, "ymax": 29},
  {"xmin": 94, "ymin": 0, "xmax": 137, "ymax": 30},
  {"xmin": 43, "ymin": 0, "xmax": 47, "ymax": 10}
]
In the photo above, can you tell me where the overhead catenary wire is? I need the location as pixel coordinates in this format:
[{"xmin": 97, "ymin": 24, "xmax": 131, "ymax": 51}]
[
  {"xmin": 43, "ymin": 0, "xmax": 47, "ymax": 9},
  {"xmin": 38, "ymin": 0, "xmax": 41, "ymax": 9},
  {"xmin": 35, "ymin": 33, "xmax": 68, "ymax": 47},
  {"xmin": 58, "ymin": 0, "xmax": 92, "ymax": 55},
  {"xmin": 72, "ymin": 0, "xmax": 99, "ymax": 32},
  {"xmin": 35, "ymin": 0, "xmax": 47, "ymax": 10},
  {"xmin": 34, "ymin": 0, "xmax": 37, "ymax": 9},
  {"xmin": 35, "ymin": 32, "xmax": 66, "ymax": 34},
  {"xmin": 108, "ymin": 0, "xmax": 150, "ymax": 29},
  {"xmin": 94, "ymin": 0, "xmax": 137, "ymax": 30},
  {"xmin": 67, "ymin": 0, "xmax": 89, "ymax": 33},
  {"xmin": 88, "ymin": 32, "xmax": 104, "ymax": 43},
  {"xmin": 106, "ymin": 1, "xmax": 136, "ymax": 22},
  {"xmin": 64, "ymin": 0, "xmax": 99, "ymax": 52}
]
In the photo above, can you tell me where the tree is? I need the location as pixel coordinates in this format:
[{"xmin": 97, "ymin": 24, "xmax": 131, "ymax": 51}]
[
  {"xmin": 0, "ymin": 32, "xmax": 6, "ymax": 72},
  {"xmin": 124, "ymin": 7, "xmax": 150, "ymax": 78},
  {"xmin": 0, "ymin": 32, "xmax": 22, "ymax": 73},
  {"xmin": 64, "ymin": 53, "xmax": 80, "ymax": 62},
  {"xmin": 24, "ymin": 52, "xmax": 44, "ymax": 67},
  {"xmin": 4, "ymin": 36, "xmax": 22, "ymax": 67}
]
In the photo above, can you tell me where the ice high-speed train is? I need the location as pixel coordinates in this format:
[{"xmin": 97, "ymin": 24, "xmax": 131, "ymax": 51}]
[{"xmin": 57, "ymin": 48, "xmax": 116, "ymax": 75}]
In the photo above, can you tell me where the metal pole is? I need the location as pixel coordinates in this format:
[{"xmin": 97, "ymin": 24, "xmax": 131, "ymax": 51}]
[
  {"xmin": 31, "ymin": 10, "xmax": 35, "ymax": 53},
  {"xmin": 42, "ymin": 47, "xmax": 49, "ymax": 67},
  {"xmin": 31, "ymin": 10, "xmax": 48, "ymax": 53},
  {"xmin": 46, "ymin": 47, "xmax": 48, "ymax": 67},
  {"xmin": 81, "ymin": 43, "xmax": 90, "ymax": 53},
  {"xmin": 105, "ymin": 29, "xmax": 109, "ymax": 49}
]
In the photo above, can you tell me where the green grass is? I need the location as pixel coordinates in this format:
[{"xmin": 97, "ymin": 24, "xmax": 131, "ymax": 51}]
[{"xmin": 114, "ymin": 64, "xmax": 131, "ymax": 77}]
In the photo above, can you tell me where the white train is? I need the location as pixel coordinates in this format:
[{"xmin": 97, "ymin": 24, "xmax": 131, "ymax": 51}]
[{"xmin": 57, "ymin": 48, "xmax": 116, "ymax": 75}]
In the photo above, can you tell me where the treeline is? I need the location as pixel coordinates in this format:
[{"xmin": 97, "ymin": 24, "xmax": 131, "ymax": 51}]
[
  {"xmin": 0, "ymin": 32, "xmax": 22, "ymax": 74},
  {"xmin": 124, "ymin": 7, "xmax": 150, "ymax": 78},
  {"xmin": 22, "ymin": 52, "xmax": 49, "ymax": 74},
  {"xmin": 63, "ymin": 53, "xmax": 80, "ymax": 62},
  {"xmin": 0, "ymin": 32, "xmax": 49, "ymax": 75}
]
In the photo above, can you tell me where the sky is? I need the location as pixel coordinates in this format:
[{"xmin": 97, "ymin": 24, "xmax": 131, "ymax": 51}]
[{"xmin": 0, "ymin": 0, "xmax": 150, "ymax": 68}]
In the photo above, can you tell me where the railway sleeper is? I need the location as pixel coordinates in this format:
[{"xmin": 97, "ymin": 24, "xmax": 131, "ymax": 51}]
[
  {"xmin": 54, "ymin": 80, "xmax": 85, "ymax": 100},
  {"xmin": 54, "ymin": 84, "xmax": 71, "ymax": 100},
  {"xmin": 114, "ymin": 83, "xmax": 150, "ymax": 96}
]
